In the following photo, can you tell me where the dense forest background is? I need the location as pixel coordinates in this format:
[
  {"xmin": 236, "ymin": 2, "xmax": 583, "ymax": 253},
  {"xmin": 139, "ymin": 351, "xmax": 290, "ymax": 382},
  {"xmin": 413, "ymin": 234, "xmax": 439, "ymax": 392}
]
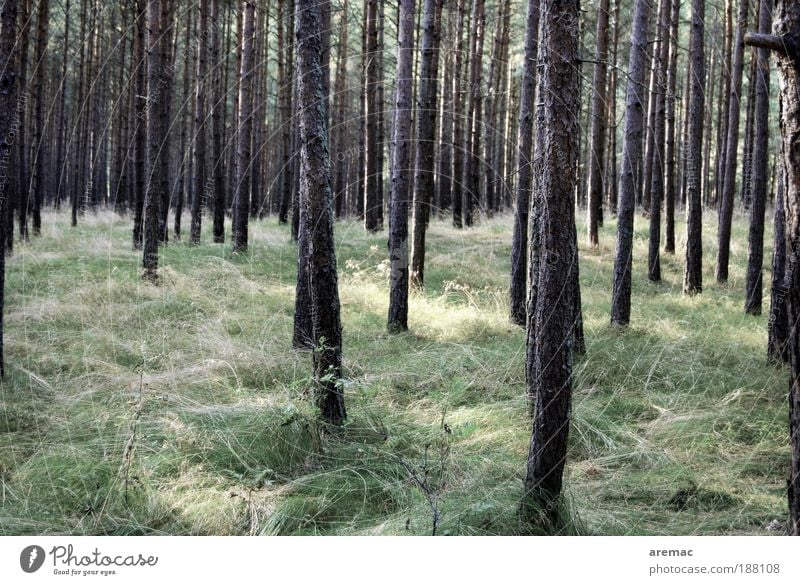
[{"xmin": 0, "ymin": 0, "xmax": 799, "ymax": 536}]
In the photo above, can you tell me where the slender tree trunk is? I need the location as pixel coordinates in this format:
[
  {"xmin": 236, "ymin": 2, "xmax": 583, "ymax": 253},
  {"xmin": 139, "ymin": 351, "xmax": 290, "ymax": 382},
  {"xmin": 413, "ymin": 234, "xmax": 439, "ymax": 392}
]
[
  {"xmin": 451, "ymin": 0, "xmax": 466, "ymax": 228},
  {"xmin": 509, "ymin": 0, "xmax": 540, "ymax": 326},
  {"xmin": 586, "ymin": 0, "xmax": 610, "ymax": 247},
  {"xmin": 648, "ymin": 0, "xmax": 671, "ymax": 282},
  {"xmin": 190, "ymin": 0, "xmax": 210, "ymax": 244},
  {"xmin": 744, "ymin": 0, "xmax": 772, "ymax": 315},
  {"xmin": 461, "ymin": 0, "xmax": 485, "ymax": 227},
  {"xmin": 663, "ymin": 0, "xmax": 680, "ymax": 254},
  {"xmin": 212, "ymin": 0, "xmax": 227, "ymax": 242},
  {"xmin": 143, "ymin": 0, "xmax": 165, "ymax": 280},
  {"xmin": 387, "ymin": 0, "xmax": 416, "ymax": 333},
  {"xmin": 0, "ymin": 0, "xmax": 19, "ymax": 376},
  {"xmin": 363, "ymin": 0, "xmax": 381, "ymax": 231},
  {"xmin": 295, "ymin": 0, "xmax": 346, "ymax": 425},
  {"xmin": 410, "ymin": 0, "xmax": 443, "ymax": 290},
  {"xmin": 610, "ymin": 0, "xmax": 652, "ymax": 326},
  {"xmin": 683, "ymin": 0, "xmax": 706, "ymax": 295},
  {"xmin": 232, "ymin": 0, "xmax": 255, "ymax": 253},
  {"xmin": 523, "ymin": 0, "xmax": 580, "ymax": 525},
  {"xmin": 31, "ymin": 0, "xmax": 49, "ymax": 236}
]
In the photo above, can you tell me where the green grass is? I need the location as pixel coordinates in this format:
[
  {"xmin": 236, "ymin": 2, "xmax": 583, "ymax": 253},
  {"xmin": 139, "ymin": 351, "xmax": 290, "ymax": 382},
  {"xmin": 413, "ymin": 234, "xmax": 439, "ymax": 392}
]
[{"xmin": 0, "ymin": 207, "xmax": 790, "ymax": 535}]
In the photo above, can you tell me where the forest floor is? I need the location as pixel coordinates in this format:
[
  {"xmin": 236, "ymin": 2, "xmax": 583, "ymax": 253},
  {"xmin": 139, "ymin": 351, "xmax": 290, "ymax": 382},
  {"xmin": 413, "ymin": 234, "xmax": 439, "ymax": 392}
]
[{"xmin": 0, "ymin": 208, "xmax": 790, "ymax": 535}]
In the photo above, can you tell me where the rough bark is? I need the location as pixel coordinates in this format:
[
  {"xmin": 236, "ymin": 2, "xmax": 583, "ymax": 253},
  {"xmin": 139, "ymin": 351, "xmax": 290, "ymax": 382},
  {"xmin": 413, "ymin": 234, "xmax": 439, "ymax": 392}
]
[
  {"xmin": 648, "ymin": 0, "xmax": 671, "ymax": 282},
  {"xmin": 509, "ymin": 0, "xmax": 540, "ymax": 326},
  {"xmin": 744, "ymin": 0, "xmax": 772, "ymax": 315},
  {"xmin": 190, "ymin": 0, "xmax": 210, "ymax": 244},
  {"xmin": 663, "ymin": 0, "xmax": 679, "ymax": 254},
  {"xmin": 523, "ymin": 0, "xmax": 580, "ymax": 525},
  {"xmin": 610, "ymin": 0, "xmax": 652, "ymax": 326},
  {"xmin": 387, "ymin": 0, "xmax": 416, "ymax": 333},
  {"xmin": 295, "ymin": 0, "xmax": 346, "ymax": 425},
  {"xmin": 0, "ymin": 0, "xmax": 18, "ymax": 376},
  {"xmin": 586, "ymin": 0, "xmax": 610, "ymax": 247},
  {"xmin": 232, "ymin": 0, "xmax": 255, "ymax": 253},
  {"xmin": 683, "ymin": 0, "xmax": 705, "ymax": 296},
  {"xmin": 410, "ymin": 0, "xmax": 443, "ymax": 290}
]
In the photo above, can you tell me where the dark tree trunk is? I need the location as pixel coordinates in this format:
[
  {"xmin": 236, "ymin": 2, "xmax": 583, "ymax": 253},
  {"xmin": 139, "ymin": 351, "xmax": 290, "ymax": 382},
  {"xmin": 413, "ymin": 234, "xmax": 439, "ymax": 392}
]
[
  {"xmin": 363, "ymin": 0, "xmax": 381, "ymax": 232},
  {"xmin": 509, "ymin": 0, "xmax": 540, "ymax": 327},
  {"xmin": 744, "ymin": 0, "xmax": 773, "ymax": 315},
  {"xmin": 461, "ymin": 0, "xmax": 485, "ymax": 227},
  {"xmin": 451, "ymin": 0, "xmax": 466, "ymax": 228},
  {"xmin": 295, "ymin": 0, "xmax": 346, "ymax": 425},
  {"xmin": 410, "ymin": 0, "xmax": 442, "ymax": 290},
  {"xmin": 744, "ymin": 0, "xmax": 800, "ymax": 536},
  {"xmin": 647, "ymin": 0, "xmax": 671, "ymax": 282},
  {"xmin": 683, "ymin": 0, "xmax": 705, "ymax": 296},
  {"xmin": 586, "ymin": 0, "xmax": 610, "ymax": 247},
  {"xmin": 17, "ymin": 0, "xmax": 30, "ymax": 240},
  {"xmin": 610, "ymin": 0, "xmax": 651, "ymax": 326},
  {"xmin": 232, "ymin": 0, "xmax": 255, "ymax": 253},
  {"xmin": 387, "ymin": 0, "xmax": 416, "ymax": 333},
  {"xmin": 768, "ymin": 159, "xmax": 788, "ymax": 363},
  {"xmin": 132, "ymin": 0, "xmax": 147, "ymax": 248},
  {"xmin": 663, "ymin": 0, "xmax": 679, "ymax": 254},
  {"xmin": 190, "ymin": 0, "xmax": 210, "ymax": 244},
  {"xmin": 278, "ymin": 1, "xmax": 294, "ymax": 224},
  {"xmin": 31, "ymin": 0, "xmax": 49, "ymax": 236},
  {"xmin": 0, "ymin": 0, "xmax": 18, "ymax": 376},
  {"xmin": 332, "ymin": 0, "xmax": 349, "ymax": 217},
  {"xmin": 212, "ymin": 0, "xmax": 227, "ymax": 243},
  {"xmin": 143, "ymin": 0, "xmax": 166, "ymax": 281},
  {"xmin": 523, "ymin": 0, "xmax": 580, "ymax": 525}
]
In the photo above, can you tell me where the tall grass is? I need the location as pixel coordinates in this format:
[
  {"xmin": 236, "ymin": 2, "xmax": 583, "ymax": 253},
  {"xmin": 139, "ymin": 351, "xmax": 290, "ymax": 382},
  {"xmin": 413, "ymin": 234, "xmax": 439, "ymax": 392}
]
[{"xmin": 0, "ymin": 208, "xmax": 789, "ymax": 535}]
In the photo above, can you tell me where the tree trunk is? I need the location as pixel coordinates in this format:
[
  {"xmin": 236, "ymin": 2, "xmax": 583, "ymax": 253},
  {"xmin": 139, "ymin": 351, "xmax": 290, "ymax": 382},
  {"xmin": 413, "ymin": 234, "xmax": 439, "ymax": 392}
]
[
  {"xmin": 744, "ymin": 0, "xmax": 772, "ymax": 315},
  {"xmin": 523, "ymin": 0, "xmax": 580, "ymax": 525},
  {"xmin": 212, "ymin": 0, "xmax": 227, "ymax": 242},
  {"xmin": 409, "ymin": 0, "xmax": 443, "ymax": 290},
  {"xmin": 744, "ymin": 0, "xmax": 800, "ymax": 537},
  {"xmin": 387, "ymin": 0, "xmax": 416, "ymax": 333},
  {"xmin": 295, "ymin": 0, "xmax": 346, "ymax": 425},
  {"xmin": 586, "ymin": 0, "xmax": 610, "ymax": 247},
  {"xmin": 232, "ymin": 0, "xmax": 255, "ymax": 253},
  {"xmin": 31, "ymin": 0, "xmax": 49, "ymax": 236},
  {"xmin": 143, "ymin": 0, "xmax": 166, "ymax": 280},
  {"xmin": 683, "ymin": 0, "xmax": 706, "ymax": 295},
  {"xmin": 364, "ymin": 0, "xmax": 381, "ymax": 231},
  {"xmin": 648, "ymin": 0, "xmax": 671, "ymax": 282},
  {"xmin": 190, "ymin": 0, "xmax": 210, "ymax": 244},
  {"xmin": 768, "ymin": 158, "xmax": 788, "ymax": 363},
  {"xmin": 451, "ymin": 0, "xmax": 466, "ymax": 228},
  {"xmin": 663, "ymin": 0, "xmax": 679, "ymax": 254},
  {"xmin": 0, "ymin": 0, "xmax": 18, "ymax": 376},
  {"xmin": 509, "ymin": 0, "xmax": 540, "ymax": 326},
  {"xmin": 610, "ymin": 0, "xmax": 652, "ymax": 326},
  {"xmin": 461, "ymin": 0, "xmax": 485, "ymax": 227}
]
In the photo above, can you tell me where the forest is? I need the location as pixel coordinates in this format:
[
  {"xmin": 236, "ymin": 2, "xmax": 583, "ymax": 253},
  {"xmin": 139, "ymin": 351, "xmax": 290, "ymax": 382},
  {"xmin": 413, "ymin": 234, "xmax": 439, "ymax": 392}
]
[{"xmin": 0, "ymin": 0, "xmax": 799, "ymax": 537}]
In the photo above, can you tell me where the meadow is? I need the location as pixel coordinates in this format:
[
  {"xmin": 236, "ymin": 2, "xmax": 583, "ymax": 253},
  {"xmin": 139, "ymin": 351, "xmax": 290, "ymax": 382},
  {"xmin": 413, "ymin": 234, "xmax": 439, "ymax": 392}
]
[{"xmin": 0, "ymin": 208, "xmax": 789, "ymax": 535}]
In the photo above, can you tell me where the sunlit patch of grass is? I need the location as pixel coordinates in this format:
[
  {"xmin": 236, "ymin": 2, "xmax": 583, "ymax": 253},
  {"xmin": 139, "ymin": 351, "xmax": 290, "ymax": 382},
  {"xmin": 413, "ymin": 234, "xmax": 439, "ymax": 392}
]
[{"xmin": 0, "ymin": 208, "xmax": 789, "ymax": 535}]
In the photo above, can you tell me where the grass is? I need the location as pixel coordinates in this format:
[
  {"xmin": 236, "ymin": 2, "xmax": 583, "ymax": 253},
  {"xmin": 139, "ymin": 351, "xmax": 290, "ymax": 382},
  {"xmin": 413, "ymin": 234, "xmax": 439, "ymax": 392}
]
[{"xmin": 0, "ymin": 206, "xmax": 790, "ymax": 535}]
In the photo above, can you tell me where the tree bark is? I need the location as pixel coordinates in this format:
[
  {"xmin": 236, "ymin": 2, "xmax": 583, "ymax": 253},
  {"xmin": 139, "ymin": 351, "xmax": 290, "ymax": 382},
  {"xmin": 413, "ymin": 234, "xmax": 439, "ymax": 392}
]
[
  {"xmin": 523, "ymin": 0, "xmax": 580, "ymax": 525},
  {"xmin": 410, "ymin": 0, "xmax": 443, "ymax": 290},
  {"xmin": 586, "ymin": 0, "xmax": 610, "ymax": 247},
  {"xmin": 387, "ymin": 0, "xmax": 416, "ymax": 333},
  {"xmin": 295, "ymin": 0, "xmax": 346, "ymax": 425},
  {"xmin": 744, "ymin": 0, "xmax": 772, "ymax": 315},
  {"xmin": 610, "ymin": 0, "xmax": 651, "ymax": 326},
  {"xmin": 0, "ymin": 0, "xmax": 18, "ymax": 376},
  {"xmin": 232, "ymin": 0, "xmax": 255, "ymax": 253},
  {"xmin": 190, "ymin": 0, "xmax": 210, "ymax": 244},
  {"xmin": 509, "ymin": 0, "xmax": 540, "ymax": 326},
  {"xmin": 683, "ymin": 0, "xmax": 705, "ymax": 296}
]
